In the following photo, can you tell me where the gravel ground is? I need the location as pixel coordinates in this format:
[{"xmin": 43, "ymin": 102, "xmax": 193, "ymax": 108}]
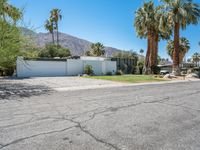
[
  {"xmin": 0, "ymin": 77, "xmax": 126, "ymax": 100},
  {"xmin": 1, "ymin": 76, "xmax": 199, "ymax": 100}
]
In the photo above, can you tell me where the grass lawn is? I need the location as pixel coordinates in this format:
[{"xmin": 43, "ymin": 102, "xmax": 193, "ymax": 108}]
[{"xmin": 85, "ymin": 75, "xmax": 166, "ymax": 83}]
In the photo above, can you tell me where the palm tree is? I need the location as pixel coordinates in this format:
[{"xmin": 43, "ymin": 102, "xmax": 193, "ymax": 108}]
[
  {"xmin": 134, "ymin": 1, "xmax": 156, "ymax": 72},
  {"xmin": 166, "ymin": 37, "xmax": 190, "ymax": 63},
  {"xmin": 90, "ymin": 42, "xmax": 105, "ymax": 56},
  {"xmin": 154, "ymin": 7, "xmax": 172, "ymax": 66},
  {"xmin": 192, "ymin": 52, "xmax": 200, "ymax": 67},
  {"xmin": 162, "ymin": 0, "xmax": 200, "ymax": 74},
  {"xmin": 139, "ymin": 49, "xmax": 144, "ymax": 56},
  {"xmin": 0, "ymin": 0, "xmax": 22, "ymax": 23},
  {"xmin": 44, "ymin": 19, "xmax": 55, "ymax": 44},
  {"xmin": 50, "ymin": 8, "xmax": 62, "ymax": 46},
  {"xmin": 134, "ymin": 2, "xmax": 171, "ymax": 73},
  {"xmin": 85, "ymin": 50, "xmax": 91, "ymax": 56}
]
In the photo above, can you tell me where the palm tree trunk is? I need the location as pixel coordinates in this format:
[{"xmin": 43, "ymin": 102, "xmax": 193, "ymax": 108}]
[
  {"xmin": 149, "ymin": 29, "xmax": 155, "ymax": 73},
  {"xmin": 52, "ymin": 31, "xmax": 55, "ymax": 44},
  {"xmin": 154, "ymin": 33, "xmax": 159, "ymax": 66},
  {"xmin": 173, "ymin": 22, "xmax": 180, "ymax": 75},
  {"xmin": 56, "ymin": 22, "xmax": 59, "ymax": 46},
  {"xmin": 145, "ymin": 31, "xmax": 151, "ymax": 74}
]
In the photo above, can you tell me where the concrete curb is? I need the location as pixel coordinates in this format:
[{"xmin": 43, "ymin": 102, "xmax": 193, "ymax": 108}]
[{"xmin": 54, "ymin": 79, "xmax": 200, "ymax": 92}]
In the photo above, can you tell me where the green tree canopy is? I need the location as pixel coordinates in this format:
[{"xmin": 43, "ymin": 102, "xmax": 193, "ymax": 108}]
[
  {"xmin": 0, "ymin": 0, "xmax": 22, "ymax": 71},
  {"xmin": 113, "ymin": 50, "xmax": 138, "ymax": 61},
  {"xmin": 38, "ymin": 44, "xmax": 71, "ymax": 58},
  {"xmin": 0, "ymin": 19, "xmax": 22, "ymax": 69},
  {"xmin": 85, "ymin": 42, "xmax": 105, "ymax": 56}
]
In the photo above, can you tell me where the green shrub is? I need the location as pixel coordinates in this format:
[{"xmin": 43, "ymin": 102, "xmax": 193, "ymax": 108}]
[
  {"xmin": 131, "ymin": 66, "xmax": 137, "ymax": 74},
  {"xmin": 115, "ymin": 70, "xmax": 123, "ymax": 75},
  {"xmin": 106, "ymin": 71, "xmax": 112, "ymax": 76},
  {"xmin": 84, "ymin": 65, "xmax": 94, "ymax": 75},
  {"xmin": 151, "ymin": 66, "xmax": 161, "ymax": 75},
  {"xmin": 137, "ymin": 61, "xmax": 144, "ymax": 75},
  {"xmin": 121, "ymin": 63, "xmax": 128, "ymax": 74}
]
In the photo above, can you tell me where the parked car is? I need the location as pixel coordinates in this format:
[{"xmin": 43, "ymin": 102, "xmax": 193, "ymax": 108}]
[{"xmin": 160, "ymin": 70, "xmax": 170, "ymax": 75}]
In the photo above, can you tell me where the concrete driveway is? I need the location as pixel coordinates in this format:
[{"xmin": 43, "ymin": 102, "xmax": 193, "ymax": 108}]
[{"xmin": 0, "ymin": 78, "xmax": 200, "ymax": 150}]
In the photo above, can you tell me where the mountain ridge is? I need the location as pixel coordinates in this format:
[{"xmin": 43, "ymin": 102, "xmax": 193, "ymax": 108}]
[{"xmin": 21, "ymin": 28, "xmax": 122, "ymax": 56}]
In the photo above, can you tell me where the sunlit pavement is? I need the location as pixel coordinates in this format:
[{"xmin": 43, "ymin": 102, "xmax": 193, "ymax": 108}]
[{"xmin": 1, "ymin": 80, "xmax": 200, "ymax": 150}]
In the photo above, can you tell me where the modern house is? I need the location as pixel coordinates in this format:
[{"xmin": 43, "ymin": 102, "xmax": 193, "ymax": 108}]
[{"xmin": 16, "ymin": 56, "xmax": 117, "ymax": 77}]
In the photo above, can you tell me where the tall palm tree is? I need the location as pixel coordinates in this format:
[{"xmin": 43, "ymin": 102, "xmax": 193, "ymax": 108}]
[
  {"xmin": 134, "ymin": 1, "xmax": 171, "ymax": 73},
  {"xmin": 153, "ymin": 6, "xmax": 172, "ymax": 66},
  {"xmin": 162, "ymin": 0, "xmax": 200, "ymax": 74},
  {"xmin": 90, "ymin": 42, "xmax": 105, "ymax": 56},
  {"xmin": 134, "ymin": 1, "xmax": 156, "ymax": 72},
  {"xmin": 50, "ymin": 8, "xmax": 62, "ymax": 46},
  {"xmin": 166, "ymin": 37, "xmax": 190, "ymax": 63},
  {"xmin": 192, "ymin": 52, "xmax": 200, "ymax": 67},
  {"xmin": 44, "ymin": 19, "xmax": 55, "ymax": 44},
  {"xmin": 0, "ymin": 0, "xmax": 22, "ymax": 23}
]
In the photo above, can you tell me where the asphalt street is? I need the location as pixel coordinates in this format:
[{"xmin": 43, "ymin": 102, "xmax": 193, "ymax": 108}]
[{"xmin": 0, "ymin": 81, "xmax": 200, "ymax": 150}]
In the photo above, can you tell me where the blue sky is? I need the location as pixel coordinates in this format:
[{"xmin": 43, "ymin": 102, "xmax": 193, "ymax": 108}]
[{"xmin": 10, "ymin": 0, "xmax": 200, "ymax": 59}]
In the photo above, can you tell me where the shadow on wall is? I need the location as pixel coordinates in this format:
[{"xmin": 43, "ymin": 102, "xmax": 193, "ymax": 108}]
[{"xmin": 0, "ymin": 78, "xmax": 52, "ymax": 100}]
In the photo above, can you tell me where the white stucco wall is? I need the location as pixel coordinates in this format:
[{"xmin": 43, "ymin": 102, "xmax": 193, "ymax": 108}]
[
  {"xmin": 83, "ymin": 60, "xmax": 103, "ymax": 75},
  {"xmin": 67, "ymin": 59, "xmax": 83, "ymax": 76},
  {"xmin": 102, "ymin": 61, "xmax": 117, "ymax": 75},
  {"xmin": 17, "ymin": 57, "xmax": 117, "ymax": 77},
  {"xmin": 17, "ymin": 58, "xmax": 67, "ymax": 77}
]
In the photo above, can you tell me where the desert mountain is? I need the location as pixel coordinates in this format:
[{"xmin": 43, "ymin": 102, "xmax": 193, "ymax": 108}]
[{"xmin": 21, "ymin": 28, "xmax": 121, "ymax": 56}]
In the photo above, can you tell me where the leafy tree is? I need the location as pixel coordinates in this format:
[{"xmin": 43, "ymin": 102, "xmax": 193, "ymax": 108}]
[
  {"xmin": 38, "ymin": 44, "xmax": 71, "ymax": 58},
  {"xmin": 113, "ymin": 50, "xmax": 138, "ymax": 60},
  {"xmin": 166, "ymin": 37, "xmax": 190, "ymax": 63},
  {"xmin": 50, "ymin": 9, "xmax": 62, "ymax": 46},
  {"xmin": 162, "ymin": 0, "xmax": 200, "ymax": 74},
  {"xmin": 113, "ymin": 51, "xmax": 138, "ymax": 74},
  {"xmin": 87, "ymin": 42, "xmax": 105, "ymax": 56},
  {"xmin": 0, "ymin": 0, "xmax": 22, "ymax": 75},
  {"xmin": 0, "ymin": 19, "xmax": 21, "ymax": 70},
  {"xmin": 137, "ymin": 61, "xmax": 144, "ymax": 75}
]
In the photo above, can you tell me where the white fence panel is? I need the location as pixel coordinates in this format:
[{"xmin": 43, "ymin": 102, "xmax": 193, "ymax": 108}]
[
  {"xmin": 16, "ymin": 57, "xmax": 117, "ymax": 77},
  {"xmin": 83, "ymin": 60, "xmax": 103, "ymax": 75},
  {"xmin": 102, "ymin": 61, "xmax": 117, "ymax": 75},
  {"xmin": 17, "ymin": 59, "xmax": 66, "ymax": 77},
  {"xmin": 67, "ymin": 59, "xmax": 83, "ymax": 76}
]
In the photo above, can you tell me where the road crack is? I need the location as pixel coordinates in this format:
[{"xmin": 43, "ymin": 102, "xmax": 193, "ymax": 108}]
[
  {"xmin": 0, "ymin": 126, "xmax": 76, "ymax": 149},
  {"xmin": 65, "ymin": 118, "xmax": 121, "ymax": 150}
]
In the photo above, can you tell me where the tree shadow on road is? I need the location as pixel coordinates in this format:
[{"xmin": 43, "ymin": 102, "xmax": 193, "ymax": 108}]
[{"xmin": 0, "ymin": 78, "xmax": 52, "ymax": 100}]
